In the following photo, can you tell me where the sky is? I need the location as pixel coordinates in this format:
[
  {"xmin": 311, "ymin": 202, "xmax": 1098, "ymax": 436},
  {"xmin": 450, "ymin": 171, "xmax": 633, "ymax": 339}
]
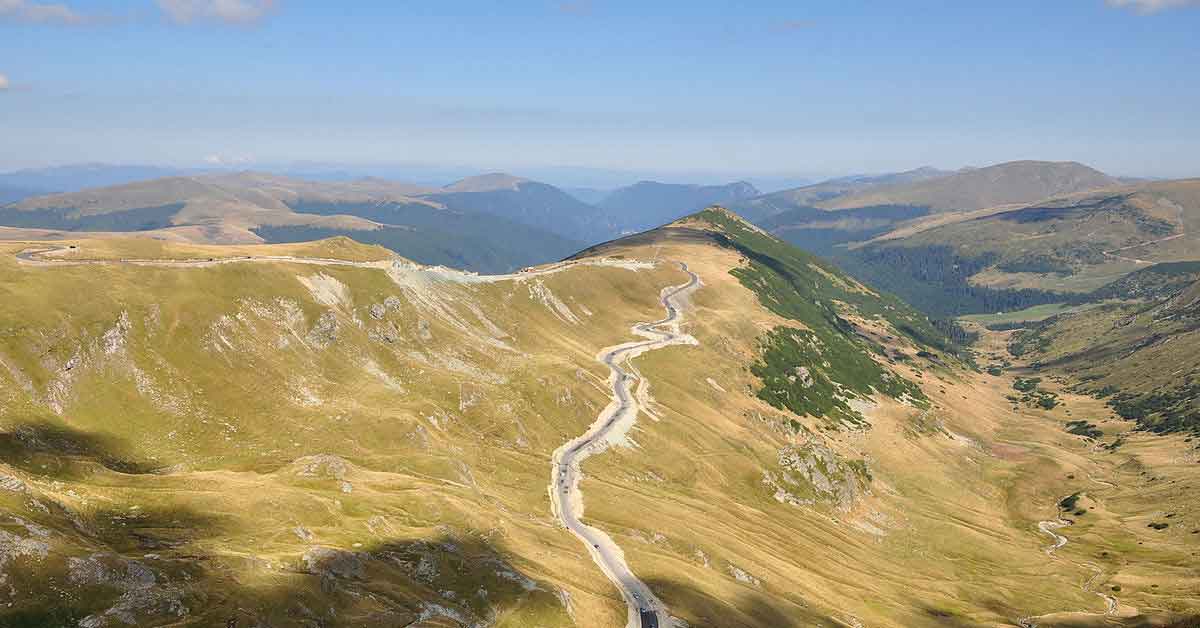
[{"xmin": 2, "ymin": 0, "xmax": 1200, "ymax": 184}]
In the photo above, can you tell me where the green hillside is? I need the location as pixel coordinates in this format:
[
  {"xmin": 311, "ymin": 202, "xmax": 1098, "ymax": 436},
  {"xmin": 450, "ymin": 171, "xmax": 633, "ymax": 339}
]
[
  {"xmin": 1011, "ymin": 278, "xmax": 1200, "ymax": 434},
  {"xmin": 693, "ymin": 208, "xmax": 938, "ymax": 425},
  {"xmin": 834, "ymin": 179, "xmax": 1200, "ymax": 317},
  {"xmin": 271, "ymin": 199, "xmax": 584, "ymax": 272}
]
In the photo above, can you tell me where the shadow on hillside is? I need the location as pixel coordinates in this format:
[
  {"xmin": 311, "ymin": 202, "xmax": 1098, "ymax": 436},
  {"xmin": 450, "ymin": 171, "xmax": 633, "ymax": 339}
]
[
  {"xmin": 0, "ymin": 528, "xmax": 568, "ymax": 628},
  {"xmin": 81, "ymin": 503, "xmax": 232, "ymax": 553},
  {"xmin": 0, "ymin": 420, "xmax": 157, "ymax": 477},
  {"xmin": 919, "ymin": 598, "xmax": 1200, "ymax": 628},
  {"xmin": 1034, "ymin": 615, "xmax": 1200, "ymax": 628},
  {"xmin": 213, "ymin": 534, "xmax": 569, "ymax": 627},
  {"xmin": 916, "ymin": 602, "xmax": 1199, "ymax": 628},
  {"xmin": 916, "ymin": 603, "xmax": 985, "ymax": 627},
  {"xmin": 644, "ymin": 577, "xmax": 832, "ymax": 628}
]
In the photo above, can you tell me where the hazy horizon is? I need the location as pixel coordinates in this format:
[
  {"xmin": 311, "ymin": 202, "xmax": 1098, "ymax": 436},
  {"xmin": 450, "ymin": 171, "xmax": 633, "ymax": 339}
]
[
  {"xmin": 0, "ymin": 157, "xmax": 1186, "ymax": 195},
  {"xmin": 3, "ymin": 1, "xmax": 1200, "ymax": 180}
]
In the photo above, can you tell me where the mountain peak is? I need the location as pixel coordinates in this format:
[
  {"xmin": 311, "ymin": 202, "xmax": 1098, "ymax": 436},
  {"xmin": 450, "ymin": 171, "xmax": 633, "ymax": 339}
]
[
  {"xmin": 821, "ymin": 159, "xmax": 1119, "ymax": 212},
  {"xmin": 677, "ymin": 204, "xmax": 759, "ymax": 230}
]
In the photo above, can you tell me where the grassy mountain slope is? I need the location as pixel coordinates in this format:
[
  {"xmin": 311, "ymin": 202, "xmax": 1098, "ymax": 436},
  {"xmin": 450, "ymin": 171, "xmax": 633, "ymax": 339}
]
[
  {"xmin": 821, "ymin": 160, "xmax": 1119, "ymax": 213},
  {"xmin": 1010, "ymin": 277, "xmax": 1200, "ymax": 434},
  {"xmin": 832, "ymin": 179, "xmax": 1200, "ymax": 317},
  {"xmin": 732, "ymin": 167, "xmax": 949, "ymax": 222},
  {"xmin": 745, "ymin": 162, "xmax": 1123, "ymax": 280},
  {"xmin": 260, "ymin": 199, "xmax": 583, "ymax": 273},
  {"xmin": 756, "ymin": 203, "xmax": 932, "ymax": 257},
  {"xmin": 1082, "ymin": 260, "xmax": 1200, "ymax": 303},
  {"xmin": 1, "ymin": 209, "xmax": 1197, "ymax": 627},
  {"xmin": 0, "ymin": 173, "xmax": 590, "ymax": 273}
]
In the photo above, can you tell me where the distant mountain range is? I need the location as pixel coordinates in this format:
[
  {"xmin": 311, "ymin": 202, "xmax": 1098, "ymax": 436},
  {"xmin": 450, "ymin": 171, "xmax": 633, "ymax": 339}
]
[
  {"xmin": 564, "ymin": 187, "xmax": 610, "ymax": 205},
  {"xmin": 597, "ymin": 180, "xmax": 760, "ymax": 235},
  {"xmin": 0, "ymin": 172, "xmax": 588, "ymax": 273},
  {"xmin": 0, "ymin": 164, "xmax": 192, "ymax": 198},
  {"xmin": 829, "ymin": 176, "xmax": 1200, "ymax": 317},
  {"xmin": 820, "ymin": 160, "xmax": 1119, "ymax": 212},
  {"xmin": 423, "ymin": 174, "xmax": 616, "ymax": 244},
  {"xmin": 4, "ymin": 160, "xmax": 1192, "ymax": 296},
  {"xmin": 733, "ymin": 166, "xmax": 953, "ymax": 222},
  {"xmin": 0, "ymin": 168, "xmax": 759, "ymax": 270}
]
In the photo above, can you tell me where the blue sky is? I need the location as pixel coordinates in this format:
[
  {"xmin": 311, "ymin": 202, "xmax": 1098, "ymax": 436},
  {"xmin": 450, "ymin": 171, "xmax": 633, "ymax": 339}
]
[{"xmin": 2, "ymin": 0, "xmax": 1199, "ymax": 183}]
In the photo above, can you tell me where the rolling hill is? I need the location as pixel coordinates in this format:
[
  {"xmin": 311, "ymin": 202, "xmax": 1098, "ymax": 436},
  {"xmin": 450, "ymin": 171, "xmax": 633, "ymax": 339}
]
[
  {"xmin": 750, "ymin": 161, "xmax": 1126, "ymax": 265},
  {"xmin": 1008, "ymin": 273, "xmax": 1200, "ymax": 435},
  {"xmin": 423, "ymin": 173, "xmax": 616, "ymax": 243},
  {"xmin": 0, "ymin": 173, "xmax": 591, "ymax": 273},
  {"xmin": 820, "ymin": 160, "xmax": 1120, "ymax": 213},
  {"xmin": 836, "ymin": 178, "xmax": 1200, "ymax": 317},
  {"xmin": 732, "ymin": 166, "xmax": 951, "ymax": 223},
  {"xmin": 1, "ymin": 207, "xmax": 1196, "ymax": 627},
  {"xmin": 0, "ymin": 163, "xmax": 191, "ymax": 195}
]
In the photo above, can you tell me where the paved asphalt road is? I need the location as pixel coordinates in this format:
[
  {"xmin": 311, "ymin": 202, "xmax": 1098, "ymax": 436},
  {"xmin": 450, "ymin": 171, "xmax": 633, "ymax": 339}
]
[{"xmin": 550, "ymin": 262, "xmax": 699, "ymax": 628}]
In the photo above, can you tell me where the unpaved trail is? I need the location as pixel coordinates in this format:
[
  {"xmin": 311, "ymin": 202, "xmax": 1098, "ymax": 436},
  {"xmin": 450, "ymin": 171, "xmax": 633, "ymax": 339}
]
[
  {"xmin": 15, "ymin": 246, "xmax": 398, "ymax": 269},
  {"xmin": 13, "ymin": 244, "xmax": 650, "ymax": 279},
  {"xmin": 1018, "ymin": 494, "xmax": 1123, "ymax": 628},
  {"xmin": 1101, "ymin": 231, "xmax": 1187, "ymax": 264},
  {"xmin": 549, "ymin": 262, "xmax": 701, "ymax": 628}
]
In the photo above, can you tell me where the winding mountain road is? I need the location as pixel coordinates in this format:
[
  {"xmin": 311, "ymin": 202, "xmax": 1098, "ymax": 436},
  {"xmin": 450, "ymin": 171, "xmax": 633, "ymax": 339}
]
[
  {"xmin": 12, "ymin": 244, "xmax": 650, "ymax": 282},
  {"xmin": 549, "ymin": 262, "xmax": 701, "ymax": 628},
  {"xmin": 18, "ymin": 241, "xmax": 698, "ymax": 626},
  {"xmin": 13, "ymin": 245, "xmax": 397, "ymax": 269}
]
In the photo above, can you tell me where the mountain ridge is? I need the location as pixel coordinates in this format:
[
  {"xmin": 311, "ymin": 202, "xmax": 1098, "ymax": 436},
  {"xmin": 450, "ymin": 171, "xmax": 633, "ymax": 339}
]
[
  {"xmin": 0, "ymin": 172, "xmax": 587, "ymax": 273},
  {"xmin": 819, "ymin": 160, "xmax": 1120, "ymax": 213}
]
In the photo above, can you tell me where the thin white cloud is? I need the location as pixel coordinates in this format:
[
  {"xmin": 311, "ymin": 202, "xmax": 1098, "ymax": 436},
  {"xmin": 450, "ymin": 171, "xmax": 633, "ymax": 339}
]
[
  {"xmin": 0, "ymin": 0, "xmax": 89, "ymax": 24},
  {"xmin": 1107, "ymin": 0, "xmax": 1199, "ymax": 13},
  {"xmin": 0, "ymin": 74, "xmax": 9, "ymax": 90},
  {"xmin": 156, "ymin": 0, "xmax": 277, "ymax": 25}
]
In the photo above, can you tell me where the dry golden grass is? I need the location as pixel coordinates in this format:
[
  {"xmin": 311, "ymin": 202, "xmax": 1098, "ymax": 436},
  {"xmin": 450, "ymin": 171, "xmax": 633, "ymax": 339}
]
[{"xmin": 0, "ymin": 225, "xmax": 1195, "ymax": 627}]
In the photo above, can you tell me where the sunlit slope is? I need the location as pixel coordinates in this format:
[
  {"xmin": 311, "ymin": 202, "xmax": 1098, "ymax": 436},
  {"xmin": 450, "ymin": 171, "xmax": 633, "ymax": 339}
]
[
  {"xmin": 837, "ymin": 179, "xmax": 1200, "ymax": 317},
  {"xmin": 579, "ymin": 209, "xmax": 1198, "ymax": 627},
  {"xmin": 821, "ymin": 161, "xmax": 1119, "ymax": 213},
  {"xmin": 0, "ymin": 213, "xmax": 1197, "ymax": 627},
  {"xmin": 0, "ymin": 172, "xmax": 588, "ymax": 273},
  {"xmin": 1011, "ymin": 276, "xmax": 1200, "ymax": 434},
  {"xmin": 0, "ymin": 236, "xmax": 671, "ymax": 627}
]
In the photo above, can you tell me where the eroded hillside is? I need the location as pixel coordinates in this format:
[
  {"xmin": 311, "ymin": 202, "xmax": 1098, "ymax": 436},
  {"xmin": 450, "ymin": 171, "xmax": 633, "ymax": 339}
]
[{"xmin": 0, "ymin": 209, "xmax": 1196, "ymax": 627}]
